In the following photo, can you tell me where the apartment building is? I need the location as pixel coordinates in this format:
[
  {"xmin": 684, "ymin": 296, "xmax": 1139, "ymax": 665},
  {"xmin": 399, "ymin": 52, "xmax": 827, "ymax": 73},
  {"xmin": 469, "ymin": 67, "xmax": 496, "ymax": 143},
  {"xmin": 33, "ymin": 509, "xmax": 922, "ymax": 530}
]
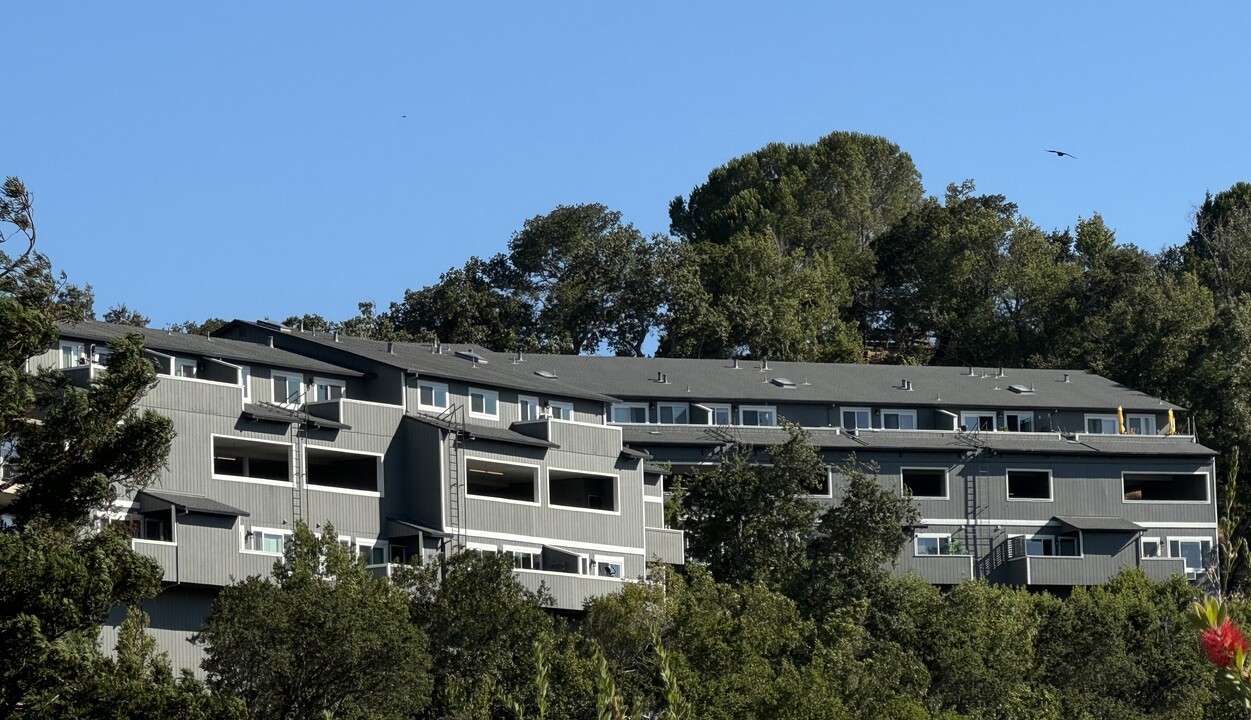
[{"xmin": 15, "ymin": 320, "xmax": 1219, "ymax": 672}]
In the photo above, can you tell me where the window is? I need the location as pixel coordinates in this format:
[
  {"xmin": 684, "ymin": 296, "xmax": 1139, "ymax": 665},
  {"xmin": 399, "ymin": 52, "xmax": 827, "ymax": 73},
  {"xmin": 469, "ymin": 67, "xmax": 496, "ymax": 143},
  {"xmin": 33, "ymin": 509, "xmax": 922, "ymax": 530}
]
[
  {"xmin": 549, "ymin": 468, "xmax": 617, "ymax": 512},
  {"xmin": 1123, "ymin": 472, "xmax": 1208, "ymax": 502},
  {"xmin": 240, "ymin": 366, "xmax": 251, "ymax": 400},
  {"xmin": 842, "ymin": 407, "xmax": 871, "ymax": 430},
  {"xmin": 1004, "ymin": 412, "xmax": 1034, "ymax": 432},
  {"xmin": 273, "ymin": 372, "xmax": 304, "ymax": 404},
  {"xmin": 519, "ymin": 396, "xmax": 541, "ymax": 422},
  {"xmin": 740, "ymin": 406, "xmax": 777, "ymax": 426},
  {"xmin": 469, "ymin": 388, "xmax": 499, "ymax": 419},
  {"xmin": 902, "ymin": 468, "xmax": 947, "ymax": 498},
  {"xmin": 175, "ymin": 358, "xmax": 199, "ymax": 379},
  {"xmin": 92, "ymin": 346, "xmax": 111, "ymax": 365},
  {"xmin": 389, "ymin": 545, "xmax": 407, "ymax": 565},
  {"xmin": 915, "ymin": 534, "xmax": 963, "ymax": 556},
  {"xmin": 1025, "ymin": 534, "xmax": 1080, "ymax": 557},
  {"xmin": 807, "ymin": 468, "xmax": 833, "ymax": 497},
  {"xmin": 881, "ymin": 409, "xmax": 916, "ymax": 430},
  {"xmin": 548, "ymin": 401, "xmax": 573, "ymax": 420},
  {"xmin": 358, "ymin": 543, "xmax": 388, "ymax": 565},
  {"xmin": 213, "ymin": 437, "xmax": 291, "ymax": 483},
  {"xmin": 611, "ymin": 403, "xmax": 649, "ymax": 424},
  {"xmin": 1085, "ymin": 414, "xmax": 1119, "ymax": 434},
  {"xmin": 60, "ymin": 342, "xmax": 84, "ymax": 368},
  {"xmin": 466, "ymin": 458, "xmax": 537, "ymax": 503},
  {"xmin": 705, "ymin": 404, "xmax": 732, "ymax": 426},
  {"xmin": 466, "ymin": 542, "xmax": 499, "ymax": 556},
  {"xmin": 507, "ymin": 547, "xmax": 541, "ymax": 570},
  {"xmin": 246, "ymin": 529, "xmax": 287, "ymax": 555},
  {"xmin": 1126, "ymin": 414, "xmax": 1157, "ymax": 435},
  {"xmin": 306, "ymin": 447, "xmax": 381, "ymax": 493},
  {"xmin": 1169, "ymin": 538, "xmax": 1212, "ymax": 573},
  {"xmin": 658, "ymin": 403, "xmax": 689, "ymax": 424},
  {"xmin": 1141, "ymin": 538, "xmax": 1162, "ymax": 558},
  {"xmin": 960, "ymin": 411, "xmax": 995, "ymax": 432},
  {"xmin": 140, "ymin": 514, "xmax": 172, "ymax": 542},
  {"xmin": 594, "ymin": 556, "xmax": 624, "ymax": 578},
  {"xmin": 313, "ymin": 377, "xmax": 345, "ymax": 402},
  {"xmin": 418, "ymin": 381, "xmax": 448, "ymax": 411},
  {"xmin": 1007, "ymin": 470, "xmax": 1052, "ymax": 500}
]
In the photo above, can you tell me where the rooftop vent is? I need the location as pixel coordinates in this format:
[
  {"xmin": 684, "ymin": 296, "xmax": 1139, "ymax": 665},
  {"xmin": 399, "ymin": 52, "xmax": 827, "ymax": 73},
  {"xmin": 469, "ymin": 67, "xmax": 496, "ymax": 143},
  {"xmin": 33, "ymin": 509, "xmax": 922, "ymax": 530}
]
[
  {"xmin": 1063, "ymin": 373, "xmax": 1070, "ymax": 383},
  {"xmin": 431, "ymin": 339, "xmax": 442, "ymax": 355},
  {"xmin": 996, "ymin": 367, "xmax": 1006, "ymax": 378},
  {"xmin": 966, "ymin": 366, "xmax": 976, "ymax": 377},
  {"xmin": 1008, "ymin": 384, "xmax": 1034, "ymax": 394},
  {"xmin": 512, "ymin": 351, "xmax": 525, "ymax": 364},
  {"xmin": 761, "ymin": 359, "xmax": 771, "ymax": 372},
  {"xmin": 455, "ymin": 349, "xmax": 488, "ymax": 365},
  {"xmin": 731, "ymin": 358, "xmax": 741, "ymax": 369},
  {"xmin": 387, "ymin": 342, "xmax": 395, "ymax": 354},
  {"xmin": 771, "ymin": 377, "xmax": 796, "ymax": 388},
  {"xmin": 654, "ymin": 371, "xmax": 669, "ymax": 384},
  {"xmin": 901, "ymin": 379, "xmax": 914, "ymax": 391},
  {"xmin": 534, "ymin": 370, "xmax": 557, "ymax": 380},
  {"xmin": 257, "ymin": 319, "xmax": 290, "ymax": 332}
]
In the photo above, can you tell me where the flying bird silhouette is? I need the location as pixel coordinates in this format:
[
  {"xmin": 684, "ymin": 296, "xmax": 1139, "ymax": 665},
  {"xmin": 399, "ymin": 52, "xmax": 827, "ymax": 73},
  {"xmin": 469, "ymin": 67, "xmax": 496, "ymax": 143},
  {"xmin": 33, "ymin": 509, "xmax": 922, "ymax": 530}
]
[{"xmin": 1046, "ymin": 149, "xmax": 1076, "ymax": 158}]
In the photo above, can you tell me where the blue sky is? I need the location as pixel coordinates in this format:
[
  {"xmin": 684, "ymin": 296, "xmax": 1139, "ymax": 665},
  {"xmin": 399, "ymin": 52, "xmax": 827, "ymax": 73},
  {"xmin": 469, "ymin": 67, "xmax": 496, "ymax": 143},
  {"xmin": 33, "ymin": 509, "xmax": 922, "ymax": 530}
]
[{"xmin": 7, "ymin": 3, "xmax": 1250, "ymax": 329}]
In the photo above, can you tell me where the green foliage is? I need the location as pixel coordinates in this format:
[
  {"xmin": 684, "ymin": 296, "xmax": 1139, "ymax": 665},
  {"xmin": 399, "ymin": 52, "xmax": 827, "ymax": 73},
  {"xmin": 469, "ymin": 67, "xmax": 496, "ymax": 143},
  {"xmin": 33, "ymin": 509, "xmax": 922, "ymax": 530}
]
[
  {"xmin": 196, "ymin": 522, "xmax": 432, "ymax": 720},
  {"xmin": 680, "ymin": 422, "xmax": 822, "ymax": 588},
  {"xmin": 102, "ymin": 303, "xmax": 149, "ymax": 327}
]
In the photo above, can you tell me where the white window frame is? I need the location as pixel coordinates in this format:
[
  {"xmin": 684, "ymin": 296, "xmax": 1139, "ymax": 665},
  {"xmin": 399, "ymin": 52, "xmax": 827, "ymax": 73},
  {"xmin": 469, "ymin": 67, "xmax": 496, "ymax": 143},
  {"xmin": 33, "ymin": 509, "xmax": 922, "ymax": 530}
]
[
  {"xmin": 1084, "ymin": 413, "xmax": 1119, "ymax": 435},
  {"xmin": 1168, "ymin": 536, "xmax": 1213, "ymax": 574},
  {"xmin": 1006, "ymin": 468, "xmax": 1054, "ymax": 502},
  {"xmin": 272, "ymin": 371, "xmax": 305, "ymax": 404},
  {"xmin": 242, "ymin": 526, "xmax": 291, "ymax": 556},
  {"xmin": 703, "ymin": 404, "xmax": 733, "ymax": 426},
  {"xmin": 518, "ymin": 395, "xmax": 541, "ymax": 422},
  {"xmin": 548, "ymin": 401, "xmax": 573, "ymax": 420},
  {"xmin": 959, "ymin": 410, "xmax": 996, "ymax": 432},
  {"xmin": 547, "ymin": 466, "xmax": 621, "ymax": 515},
  {"xmin": 466, "ymin": 541, "xmax": 499, "ymax": 555},
  {"xmin": 504, "ymin": 544, "xmax": 542, "ymax": 570},
  {"xmin": 211, "ymin": 434, "xmax": 293, "ymax": 487},
  {"xmin": 807, "ymin": 467, "xmax": 834, "ymax": 498},
  {"xmin": 464, "ymin": 456, "xmax": 540, "ymax": 506},
  {"xmin": 240, "ymin": 365, "xmax": 251, "ymax": 401},
  {"xmin": 914, "ymin": 533, "xmax": 967, "ymax": 557},
  {"xmin": 592, "ymin": 554, "xmax": 625, "ymax": 579},
  {"xmin": 881, "ymin": 409, "xmax": 917, "ymax": 430},
  {"xmin": 1024, "ymin": 532, "xmax": 1083, "ymax": 557},
  {"xmin": 1004, "ymin": 411, "xmax": 1034, "ymax": 432},
  {"xmin": 304, "ymin": 445, "xmax": 383, "ymax": 496},
  {"xmin": 610, "ymin": 403, "xmax": 649, "ymax": 424},
  {"xmin": 900, "ymin": 466, "xmax": 949, "ymax": 500},
  {"xmin": 468, "ymin": 387, "xmax": 499, "ymax": 420},
  {"xmin": 1140, "ymin": 537, "xmax": 1163, "ymax": 559},
  {"xmin": 1121, "ymin": 471, "xmax": 1211, "ymax": 504},
  {"xmin": 60, "ymin": 342, "xmax": 85, "ymax": 369},
  {"xmin": 174, "ymin": 358, "xmax": 200, "ymax": 379},
  {"xmin": 657, "ymin": 402, "xmax": 690, "ymax": 425},
  {"xmin": 312, "ymin": 377, "xmax": 346, "ymax": 402},
  {"xmin": 417, "ymin": 380, "xmax": 449, "ymax": 411},
  {"xmin": 1125, "ymin": 413, "xmax": 1157, "ymax": 436},
  {"xmin": 841, "ymin": 407, "xmax": 872, "ymax": 430},
  {"xmin": 739, "ymin": 405, "xmax": 778, "ymax": 427}
]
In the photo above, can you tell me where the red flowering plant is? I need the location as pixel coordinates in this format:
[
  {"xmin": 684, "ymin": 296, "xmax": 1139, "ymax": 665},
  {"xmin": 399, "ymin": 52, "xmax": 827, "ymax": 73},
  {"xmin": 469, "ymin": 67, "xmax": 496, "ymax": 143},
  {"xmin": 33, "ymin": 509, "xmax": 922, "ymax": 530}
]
[{"xmin": 1190, "ymin": 596, "xmax": 1251, "ymax": 706}]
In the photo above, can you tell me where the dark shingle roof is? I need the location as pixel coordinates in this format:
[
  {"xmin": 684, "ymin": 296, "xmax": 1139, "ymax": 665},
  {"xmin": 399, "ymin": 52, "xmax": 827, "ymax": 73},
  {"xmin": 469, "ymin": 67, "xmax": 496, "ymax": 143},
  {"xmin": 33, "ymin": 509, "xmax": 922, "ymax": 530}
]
[
  {"xmin": 488, "ymin": 353, "xmax": 1184, "ymax": 412},
  {"xmin": 217, "ymin": 321, "xmax": 616, "ymax": 404},
  {"xmin": 1054, "ymin": 516, "xmax": 1144, "ymax": 533},
  {"xmin": 242, "ymin": 403, "xmax": 352, "ymax": 431},
  {"xmin": 138, "ymin": 489, "xmax": 250, "ymax": 517},
  {"xmin": 60, "ymin": 321, "xmax": 361, "ymax": 377},
  {"xmin": 404, "ymin": 413, "xmax": 558, "ymax": 449}
]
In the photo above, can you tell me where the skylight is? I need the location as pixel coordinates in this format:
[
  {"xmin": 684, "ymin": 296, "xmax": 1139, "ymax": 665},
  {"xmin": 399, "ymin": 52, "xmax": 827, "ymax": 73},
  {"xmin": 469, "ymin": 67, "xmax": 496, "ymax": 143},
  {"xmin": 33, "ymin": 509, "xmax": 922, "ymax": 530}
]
[
  {"xmin": 455, "ymin": 350, "xmax": 488, "ymax": 364},
  {"xmin": 534, "ymin": 370, "xmax": 557, "ymax": 379},
  {"xmin": 771, "ymin": 377, "xmax": 796, "ymax": 388}
]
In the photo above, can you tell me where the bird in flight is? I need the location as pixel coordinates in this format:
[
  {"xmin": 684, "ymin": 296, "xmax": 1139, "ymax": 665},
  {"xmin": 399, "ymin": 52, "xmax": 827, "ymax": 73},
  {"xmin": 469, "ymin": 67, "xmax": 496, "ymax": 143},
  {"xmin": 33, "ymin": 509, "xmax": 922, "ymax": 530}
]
[{"xmin": 1046, "ymin": 149, "xmax": 1076, "ymax": 158}]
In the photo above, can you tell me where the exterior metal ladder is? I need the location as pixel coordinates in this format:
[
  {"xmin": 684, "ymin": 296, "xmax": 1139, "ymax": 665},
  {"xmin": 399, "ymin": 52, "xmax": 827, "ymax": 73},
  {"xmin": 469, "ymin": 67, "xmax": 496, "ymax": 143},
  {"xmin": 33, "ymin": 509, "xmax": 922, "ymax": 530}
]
[
  {"xmin": 437, "ymin": 404, "xmax": 466, "ymax": 554},
  {"xmin": 291, "ymin": 427, "xmax": 305, "ymax": 525}
]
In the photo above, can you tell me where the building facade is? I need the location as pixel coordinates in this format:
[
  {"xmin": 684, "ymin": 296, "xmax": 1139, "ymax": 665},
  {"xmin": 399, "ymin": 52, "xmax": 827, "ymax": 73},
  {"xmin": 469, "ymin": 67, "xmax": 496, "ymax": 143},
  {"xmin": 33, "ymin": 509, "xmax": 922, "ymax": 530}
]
[{"xmin": 12, "ymin": 320, "xmax": 1219, "ymax": 672}]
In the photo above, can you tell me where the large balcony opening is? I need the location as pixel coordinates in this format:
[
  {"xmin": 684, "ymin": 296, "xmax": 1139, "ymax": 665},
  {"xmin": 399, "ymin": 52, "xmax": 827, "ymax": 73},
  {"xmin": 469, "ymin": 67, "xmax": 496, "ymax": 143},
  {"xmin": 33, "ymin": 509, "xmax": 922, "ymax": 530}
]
[
  {"xmin": 1123, "ymin": 473, "xmax": 1208, "ymax": 502},
  {"xmin": 902, "ymin": 468, "xmax": 946, "ymax": 498},
  {"xmin": 466, "ymin": 458, "xmax": 537, "ymax": 503},
  {"xmin": 213, "ymin": 437, "xmax": 290, "ymax": 482},
  {"xmin": 306, "ymin": 448, "xmax": 380, "ymax": 493},
  {"xmin": 549, "ymin": 469, "xmax": 617, "ymax": 512},
  {"xmin": 1007, "ymin": 470, "xmax": 1051, "ymax": 500}
]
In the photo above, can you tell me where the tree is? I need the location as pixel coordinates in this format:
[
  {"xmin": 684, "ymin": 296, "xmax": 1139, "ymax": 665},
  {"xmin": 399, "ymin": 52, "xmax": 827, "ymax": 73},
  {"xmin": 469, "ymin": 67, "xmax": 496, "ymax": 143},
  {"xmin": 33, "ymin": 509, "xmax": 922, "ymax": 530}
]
[
  {"xmin": 794, "ymin": 459, "xmax": 919, "ymax": 621},
  {"xmin": 389, "ymin": 255, "xmax": 536, "ymax": 351},
  {"xmin": 0, "ymin": 176, "xmax": 176, "ymax": 715},
  {"xmin": 399, "ymin": 550, "xmax": 557, "ymax": 719},
  {"xmin": 197, "ymin": 522, "xmax": 432, "ymax": 720},
  {"xmin": 103, "ymin": 303, "xmax": 150, "ymax": 327},
  {"xmin": 679, "ymin": 422, "xmax": 823, "ymax": 588},
  {"xmin": 507, "ymin": 204, "xmax": 671, "ymax": 356},
  {"xmin": 168, "ymin": 317, "xmax": 227, "ymax": 335}
]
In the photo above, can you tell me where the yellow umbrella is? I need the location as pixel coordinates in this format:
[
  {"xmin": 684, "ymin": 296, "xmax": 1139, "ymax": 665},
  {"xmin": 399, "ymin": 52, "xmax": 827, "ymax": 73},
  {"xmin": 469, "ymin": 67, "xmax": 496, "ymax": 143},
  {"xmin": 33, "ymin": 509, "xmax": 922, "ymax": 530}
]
[
  {"xmin": 1117, "ymin": 406, "xmax": 1126, "ymax": 434},
  {"xmin": 1168, "ymin": 408, "xmax": 1177, "ymax": 435}
]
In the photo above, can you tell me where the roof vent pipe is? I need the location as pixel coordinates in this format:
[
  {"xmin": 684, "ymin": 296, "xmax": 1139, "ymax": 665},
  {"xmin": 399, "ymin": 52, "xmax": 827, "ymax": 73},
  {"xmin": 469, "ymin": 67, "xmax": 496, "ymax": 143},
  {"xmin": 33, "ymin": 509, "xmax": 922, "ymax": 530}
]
[
  {"xmin": 387, "ymin": 342, "xmax": 395, "ymax": 354},
  {"xmin": 661, "ymin": 373, "xmax": 668, "ymax": 384},
  {"xmin": 333, "ymin": 331, "xmax": 340, "ymax": 342},
  {"xmin": 1063, "ymin": 373, "xmax": 1070, "ymax": 383},
  {"xmin": 997, "ymin": 367, "xmax": 1005, "ymax": 378},
  {"xmin": 762, "ymin": 359, "xmax": 770, "ymax": 371},
  {"xmin": 267, "ymin": 335, "xmax": 274, "ymax": 348},
  {"xmin": 733, "ymin": 358, "xmax": 740, "ymax": 369},
  {"xmin": 514, "ymin": 351, "xmax": 524, "ymax": 364},
  {"xmin": 967, "ymin": 366, "xmax": 975, "ymax": 376},
  {"xmin": 655, "ymin": 371, "xmax": 663, "ymax": 383}
]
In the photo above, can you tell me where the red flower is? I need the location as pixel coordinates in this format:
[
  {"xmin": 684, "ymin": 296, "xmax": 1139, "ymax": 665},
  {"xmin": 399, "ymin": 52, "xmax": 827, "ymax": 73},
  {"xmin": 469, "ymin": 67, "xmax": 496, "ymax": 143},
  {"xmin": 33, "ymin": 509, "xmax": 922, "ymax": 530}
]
[{"xmin": 1202, "ymin": 617, "xmax": 1249, "ymax": 668}]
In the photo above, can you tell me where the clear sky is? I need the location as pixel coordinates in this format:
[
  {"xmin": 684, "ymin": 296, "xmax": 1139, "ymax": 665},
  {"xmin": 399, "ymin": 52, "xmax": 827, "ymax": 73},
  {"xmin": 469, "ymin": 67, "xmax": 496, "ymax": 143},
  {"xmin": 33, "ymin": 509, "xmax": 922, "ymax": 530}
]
[{"xmin": 7, "ymin": 3, "xmax": 1250, "ymax": 329}]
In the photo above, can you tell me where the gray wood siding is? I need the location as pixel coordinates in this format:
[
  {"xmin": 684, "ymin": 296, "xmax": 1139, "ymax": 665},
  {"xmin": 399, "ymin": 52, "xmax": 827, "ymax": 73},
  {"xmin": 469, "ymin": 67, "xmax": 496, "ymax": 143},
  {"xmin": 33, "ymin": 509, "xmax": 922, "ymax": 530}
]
[
  {"xmin": 511, "ymin": 571, "xmax": 629, "ymax": 611},
  {"xmin": 403, "ymin": 420, "xmax": 445, "ymax": 530},
  {"xmin": 645, "ymin": 527, "xmax": 684, "ymax": 564},
  {"xmin": 100, "ymin": 587, "xmax": 216, "ymax": 676}
]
